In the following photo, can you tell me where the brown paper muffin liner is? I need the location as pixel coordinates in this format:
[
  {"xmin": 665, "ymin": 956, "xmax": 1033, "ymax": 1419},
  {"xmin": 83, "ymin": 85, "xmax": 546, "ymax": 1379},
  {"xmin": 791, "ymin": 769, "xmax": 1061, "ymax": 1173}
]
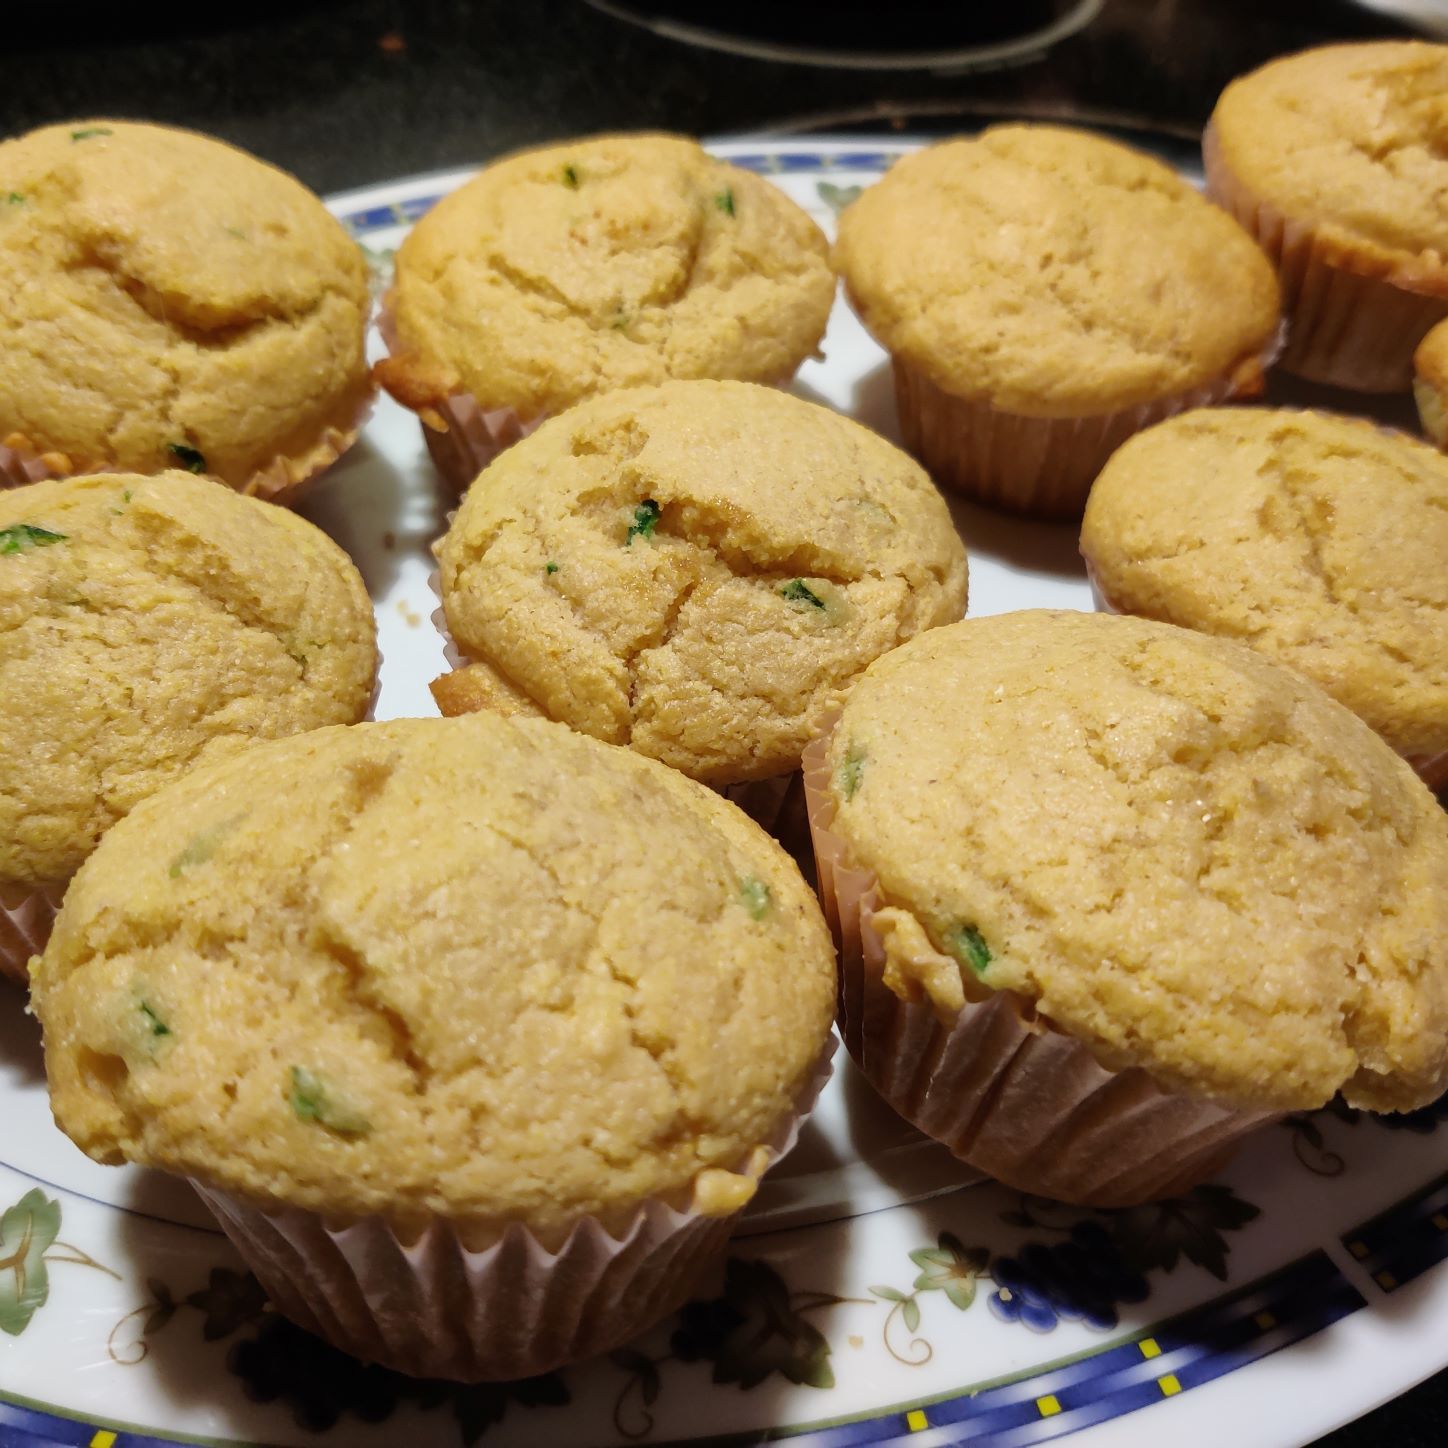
[
  {"xmin": 0, "ymin": 389, "xmax": 373, "ymax": 504},
  {"xmin": 892, "ymin": 341, "xmax": 1278, "ymax": 521},
  {"xmin": 420, "ymin": 391, "xmax": 548, "ymax": 495},
  {"xmin": 0, "ymin": 880, "xmax": 64, "ymax": 985},
  {"xmin": 375, "ymin": 293, "xmax": 545, "ymax": 495},
  {"xmin": 1204, "ymin": 124, "xmax": 1448, "ymax": 394},
  {"xmin": 190, "ymin": 1041, "xmax": 835, "ymax": 1381},
  {"xmin": 1085, "ymin": 560, "xmax": 1448, "ymax": 791},
  {"xmin": 801, "ymin": 723, "xmax": 1278, "ymax": 1206},
  {"xmin": 241, "ymin": 390, "xmax": 376, "ymax": 506}
]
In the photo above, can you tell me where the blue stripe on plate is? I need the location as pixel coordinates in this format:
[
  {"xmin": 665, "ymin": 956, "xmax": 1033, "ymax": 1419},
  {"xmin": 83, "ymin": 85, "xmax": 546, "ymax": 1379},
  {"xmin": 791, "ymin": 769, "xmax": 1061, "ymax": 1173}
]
[{"xmin": 1342, "ymin": 1170, "xmax": 1448, "ymax": 1294}]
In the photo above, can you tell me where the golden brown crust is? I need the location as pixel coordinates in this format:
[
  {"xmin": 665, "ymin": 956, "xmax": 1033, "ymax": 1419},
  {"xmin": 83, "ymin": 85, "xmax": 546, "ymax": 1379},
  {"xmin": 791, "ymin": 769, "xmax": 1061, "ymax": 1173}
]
[
  {"xmin": 1208, "ymin": 42, "xmax": 1448, "ymax": 295},
  {"xmin": 1416, "ymin": 319, "xmax": 1448, "ymax": 448},
  {"xmin": 435, "ymin": 380, "xmax": 968, "ymax": 784},
  {"xmin": 0, "ymin": 472, "xmax": 377, "ymax": 891},
  {"xmin": 0, "ymin": 121, "xmax": 373, "ymax": 491},
  {"xmin": 32, "ymin": 714, "xmax": 837, "ymax": 1244},
  {"xmin": 386, "ymin": 134, "xmax": 835, "ymax": 420},
  {"xmin": 1082, "ymin": 408, "xmax": 1448, "ymax": 762},
  {"xmin": 825, "ymin": 610, "xmax": 1448, "ymax": 1114},
  {"xmin": 834, "ymin": 124, "xmax": 1281, "ymax": 417},
  {"xmin": 429, "ymin": 662, "xmax": 545, "ymax": 719}
]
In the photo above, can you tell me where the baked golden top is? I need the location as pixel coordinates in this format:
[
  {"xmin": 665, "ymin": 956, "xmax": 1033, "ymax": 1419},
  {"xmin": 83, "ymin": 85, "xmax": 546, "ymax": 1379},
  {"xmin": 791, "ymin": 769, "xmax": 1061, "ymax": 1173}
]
[
  {"xmin": 1416, "ymin": 318, "xmax": 1448, "ymax": 448},
  {"xmin": 435, "ymin": 380, "xmax": 968, "ymax": 784},
  {"xmin": 0, "ymin": 121, "xmax": 372, "ymax": 488},
  {"xmin": 834, "ymin": 125, "xmax": 1281, "ymax": 416},
  {"xmin": 33, "ymin": 714, "xmax": 837, "ymax": 1245},
  {"xmin": 0, "ymin": 472, "xmax": 377, "ymax": 891},
  {"xmin": 825, "ymin": 610, "xmax": 1448, "ymax": 1113},
  {"xmin": 380, "ymin": 133, "xmax": 835, "ymax": 421},
  {"xmin": 1081, "ymin": 408, "xmax": 1448, "ymax": 762},
  {"xmin": 1209, "ymin": 42, "xmax": 1448, "ymax": 290}
]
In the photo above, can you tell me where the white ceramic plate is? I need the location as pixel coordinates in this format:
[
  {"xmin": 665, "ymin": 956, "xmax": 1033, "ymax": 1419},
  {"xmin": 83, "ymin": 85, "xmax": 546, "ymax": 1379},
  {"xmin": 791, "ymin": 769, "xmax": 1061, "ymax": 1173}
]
[{"xmin": 1, "ymin": 137, "xmax": 1445, "ymax": 1448}]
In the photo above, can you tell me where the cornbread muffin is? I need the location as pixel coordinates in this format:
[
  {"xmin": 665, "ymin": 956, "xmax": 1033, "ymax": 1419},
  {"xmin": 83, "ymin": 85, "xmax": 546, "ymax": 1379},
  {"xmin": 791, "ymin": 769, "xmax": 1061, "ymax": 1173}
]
[
  {"xmin": 33, "ymin": 712, "xmax": 836, "ymax": 1377},
  {"xmin": 807, "ymin": 611, "xmax": 1448, "ymax": 1204},
  {"xmin": 1416, "ymin": 318, "xmax": 1448, "ymax": 449},
  {"xmin": 1206, "ymin": 42, "xmax": 1448, "ymax": 393},
  {"xmin": 377, "ymin": 133, "xmax": 836, "ymax": 489},
  {"xmin": 0, "ymin": 121, "xmax": 373, "ymax": 498},
  {"xmin": 0, "ymin": 472, "xmax": 377, "ymax": 981},
  {"xmin": 1081, "ymin": 409, "xmax": 1448, "ymax": 785},
  {"xmin": 834, "ymin": 125, "xmax": 1281, "ymax": 518},
  {"xmin": 433, "ymin": 380, "xmax": 968, "ymax": 791}
]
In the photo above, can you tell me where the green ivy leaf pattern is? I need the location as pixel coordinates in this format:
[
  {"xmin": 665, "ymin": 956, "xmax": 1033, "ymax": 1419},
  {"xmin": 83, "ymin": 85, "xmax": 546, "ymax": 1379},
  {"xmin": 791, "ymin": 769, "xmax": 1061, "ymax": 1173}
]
[
  {"xmin": 143, "ymin": 1278, "xmax": 177, "ymax": 1337},
  {"xmin": 454, "ymin": 1374, "xmax": 570, "ymax": 1446},
  {"xmin": 1108, "ymin": 1185, "xmax": 1260, "ymax": 1282},
  {"xmin": 0, "ymin": 1189, "xmax": 61, "ymax": 1335},
  {"xmin": 673, "ymin": 1258, "xmax": 835, "ymax": 1390},
  {"xmin": 186, "ymin": 1267, "xmax": 269, "ymax": 1340},
  {"xmin": 816, "ymin": 181, "xmax": 863, "ymax": 214},
  {"xmin": 910, "ymin": 1232, "xmax": 989, "ymax": 1311},
  {"xmin": 84, "ymin": 1183, "xmax": 1263, "ymax": 1437}
]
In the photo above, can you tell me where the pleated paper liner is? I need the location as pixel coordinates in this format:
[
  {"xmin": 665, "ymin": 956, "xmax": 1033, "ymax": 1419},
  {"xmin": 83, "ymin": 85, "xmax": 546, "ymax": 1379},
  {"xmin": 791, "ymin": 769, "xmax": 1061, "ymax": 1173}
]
[
  {"xmin": 192, "ymin": 1041, "xmax": 835, "ymax": 1382},
  {"xmin": 0, "ymin": 880, "xmax": 64, "ymax": 986},
  {"xmin": 801, "ymin": 721, "xmax": 1279, "ymax": 1208},
  {"xmin": 892, "ymin": 327, "xmax": 1282, "ymax": 522},
  {"xmin": 1204, "ymin": 123, "xmax": 1448, "ymax": 394},
  {"xmin": 1085, "ymin": 561, "xmax": 1448, "ymax": 790}
]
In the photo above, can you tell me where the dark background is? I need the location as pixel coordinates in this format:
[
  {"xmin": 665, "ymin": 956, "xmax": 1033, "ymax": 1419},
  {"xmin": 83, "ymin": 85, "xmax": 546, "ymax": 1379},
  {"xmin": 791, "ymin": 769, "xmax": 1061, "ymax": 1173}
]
[{"xmin": 3, "ymin": 2, "xmax": 1444, "ymax": 1445}]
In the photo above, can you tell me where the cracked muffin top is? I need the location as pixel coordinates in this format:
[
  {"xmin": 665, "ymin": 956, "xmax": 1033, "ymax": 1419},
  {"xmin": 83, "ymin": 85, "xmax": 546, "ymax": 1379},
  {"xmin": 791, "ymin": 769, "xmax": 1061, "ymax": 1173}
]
[
  {"xmin": 32, "ymin": 713, "xmax": 837, "ymax": 1247},
  {"xmin": 822, "ymin": 610, "xmax": 1448, "ymax": 1114},
  {"xmin": 1208, "ymin": 42, "xmax": 1448, "ymax": 290},
  {"xmin": 1081, "ymin": 409, "xmax": 1448, "ymax": 766},
  {"xmin": 0, "ymin": 121, "xmax": 372, "ymax": 493},
  {"xmin": 832, "ymin": 125, "xmax": 1281, "ymax": 417},
  {"xmin": 0, "ymin": 472, "xmax": 377, "ymax": 893},
  {"xmin": 376, "ymin": 133, "xmax": 835, "ymax": 425},
  {"xmin": 432, "ymin": 380, "xmax": 968, "ymax": 785}
]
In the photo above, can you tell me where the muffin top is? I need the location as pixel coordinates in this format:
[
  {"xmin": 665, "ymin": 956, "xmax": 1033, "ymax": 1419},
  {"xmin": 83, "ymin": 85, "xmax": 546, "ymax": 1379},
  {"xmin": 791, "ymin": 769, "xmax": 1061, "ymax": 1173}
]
[
  {"xmin": 833, "ymin": 125, "xmax": 1281, "ymax": 417},
  {"xmin": 822, "ymin": 610, "xmax": 1448, "ymax": 1114},
  {"xmin": 378, "ymin": 134, "xmax": 835, "ymax": 422},
  {"xmin": 434, "ymin": 380, "xmax": 968, "ymax": 785},
  {"xmin": 33, "ymin": 714, "xmax": 837, "ymax": 1246},
  {"xmin": 1416, "ymin": 318, "xmax": 1448, "ymax": 448},
  {"xmin": 1081, "ymin": 409, "xmax": 1448, "ymax": 763},
  {"xmin": 0, "ymin": 472, "xmax": 376, "ymax": 892},
  {"xmin": 0, "ymin": 121, "xmax": 372, "ymax": 491},
  {"xmin": 1209, "ymin": 42, "xmax": 1448, "ymax": 291}
]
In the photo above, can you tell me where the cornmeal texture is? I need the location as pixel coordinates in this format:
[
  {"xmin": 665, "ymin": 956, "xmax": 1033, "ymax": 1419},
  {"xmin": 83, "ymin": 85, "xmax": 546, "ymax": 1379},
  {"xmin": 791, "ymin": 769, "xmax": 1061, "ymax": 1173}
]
[
  {"xmin": 33, "ymin": 714, "xmax": 837, "ymax": 1246},
  {"xmin": 0, "ymin": 121, "xmax": 372, "ymax": 489},
  {"xmin": 434, "ymin": 381, "xmax": 968, "ymax": 784},
  {"xmin": 1416, "ymin": 319, "xmax": 1448, "ymax": 447},
  {"xmin": 833, "ymin": 125, "xmax": 1281, "ymax": 417},
  {"xmin": 1081, "ymin": 409, "xmax": 1448, "ymax": 761},
  {"xmin": 0, "ymin": 472, "xmax": 376, "ymax": 891},
  {"xmin": 824, "ymin": 611, "xmax": 1448, "ymax": 1113},
  {"xmin": 1209, "ymin": 42, "xmax": 1448, "ymax": 287},
  {"xmin": 379, "ymin": 134, "xmax": 835, "ymax": 421}
]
